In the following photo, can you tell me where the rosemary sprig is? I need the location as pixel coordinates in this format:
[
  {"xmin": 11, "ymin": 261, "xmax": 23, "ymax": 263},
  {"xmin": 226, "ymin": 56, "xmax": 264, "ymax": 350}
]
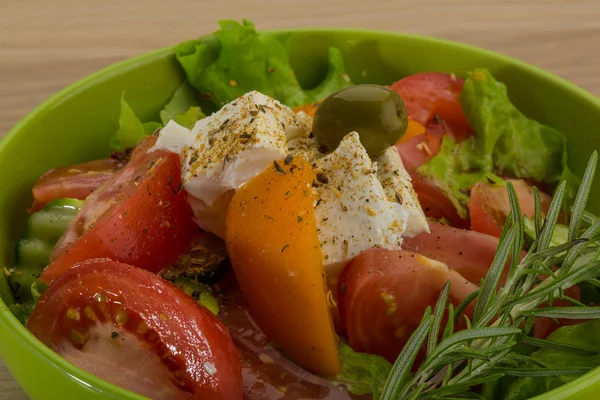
[{"xmin": 382, "ymin": 152, "xmax": 600, "ymax": 399}]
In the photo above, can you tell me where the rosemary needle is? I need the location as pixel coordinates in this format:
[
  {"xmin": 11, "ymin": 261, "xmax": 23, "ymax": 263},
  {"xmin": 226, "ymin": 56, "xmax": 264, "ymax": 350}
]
[{"xmin": 382, "ymin": 151, "xmax": 600, "ymax": 399}]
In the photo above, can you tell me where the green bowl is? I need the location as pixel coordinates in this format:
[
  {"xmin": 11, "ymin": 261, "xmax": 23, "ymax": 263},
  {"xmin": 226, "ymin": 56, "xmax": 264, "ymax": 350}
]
[{"xmin": 1, "ymin": 28, "xmax": 600, "ymax": 400}]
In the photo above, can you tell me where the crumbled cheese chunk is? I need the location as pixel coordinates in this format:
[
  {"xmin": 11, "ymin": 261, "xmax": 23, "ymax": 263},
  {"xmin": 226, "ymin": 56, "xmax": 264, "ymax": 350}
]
[
  {"xmin": 373, "ymin": 147, "xmax": 429, "ymax": 237},
  {"xmin": 312, "ymin": 132, "xmax": 409, "ymax": 269},
  {"xmin": 288, "ymin": 136, "xmax": 324, "ymax": 162},
  {"xmin": 153, "ymin": 120, "xmax": 194, "ymax": 155},
  {"xmin": 182, "ymin": 91, "xmax": 311, "ymax": 207}
]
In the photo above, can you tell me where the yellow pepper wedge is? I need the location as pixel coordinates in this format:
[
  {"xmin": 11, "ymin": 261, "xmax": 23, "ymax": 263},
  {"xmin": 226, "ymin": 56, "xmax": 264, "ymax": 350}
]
[{"xmin": 225, "ymin": 157, "xmax": 341, "ymax": 377}]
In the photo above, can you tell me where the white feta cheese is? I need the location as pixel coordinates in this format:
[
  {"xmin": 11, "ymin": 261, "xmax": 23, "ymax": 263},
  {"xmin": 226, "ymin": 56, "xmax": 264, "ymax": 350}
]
[
  {"xmin": 153, "ymin": 91, "xmax": 311, "ymax": 238},
  {"xmin": 312, "ymin": 132, "xmax": 409, "ymax": 269},
  {"xmin": 182, "ymin": 91, "xmax": 311, "ymax": 207},
  {"xmin": 153, "ymin": 120, "xmax": 194, "ymax": 155},
  {"xmin": 373, "ymin": 147, "xmax": 429, "ymax": 237},
  {"xmin": 288, "ymin": 136, "xmax": 324, "ymax": 162}
]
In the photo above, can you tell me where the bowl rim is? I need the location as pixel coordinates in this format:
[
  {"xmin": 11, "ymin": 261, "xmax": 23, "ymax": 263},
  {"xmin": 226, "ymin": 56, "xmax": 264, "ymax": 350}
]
[{"xmin": 1, "ymin": 27, "xmax": 600, "ymax": 400}]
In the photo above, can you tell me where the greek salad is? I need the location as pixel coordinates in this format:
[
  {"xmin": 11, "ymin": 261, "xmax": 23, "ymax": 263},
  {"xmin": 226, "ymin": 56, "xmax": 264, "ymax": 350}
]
[{"xmin": 3, "ymin": 20, "xmax": 600, "ymax": 400}]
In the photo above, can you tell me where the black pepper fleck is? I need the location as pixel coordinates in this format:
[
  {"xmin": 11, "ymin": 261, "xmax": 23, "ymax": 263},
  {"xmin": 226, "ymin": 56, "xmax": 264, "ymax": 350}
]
[
  {"xmin": 273, "ymin": 160, "xmax": 285, "ymax": 174},
  {"xmin": 316, "ymin": 173, "xmax": 329, "ymax": 184},
  {"xmin": 395, "ymin": 192, "xmax": 403, "ymax": 204}
]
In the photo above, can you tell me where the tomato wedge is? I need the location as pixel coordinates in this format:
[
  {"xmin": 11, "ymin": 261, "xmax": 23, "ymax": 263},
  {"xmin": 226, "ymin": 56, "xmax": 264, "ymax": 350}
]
[
  {"xmin": 40, "ymin": 137, "xmax": 198, "ymax": 284},
  {"xmin": 389, "ymin": 72, "xmax": 471, "ymax": 135},
  {"xmin": 402, "ymin": 221, "xmax": 522, "ymax": 285},
  {"xmin": 226, "ymin": 158, "xmax": 340, "ymax": 377},
  {"xmin": 396, "ymin": 124, "xmax": 444, "ymax": 172},
  {"xmin": 31, "ymin": 158, "xmax": 123, "ymax": 212},
  {"xmin": 29, "ymin": 258, "xmax": 242, "ymax": 400},
  {"xmin": 338, "ymin": 248, "xmax": 477, "ymax": 363},
  {"xmin": 470, "ymin": 179, "xmax": 553, "ymax": 238}
]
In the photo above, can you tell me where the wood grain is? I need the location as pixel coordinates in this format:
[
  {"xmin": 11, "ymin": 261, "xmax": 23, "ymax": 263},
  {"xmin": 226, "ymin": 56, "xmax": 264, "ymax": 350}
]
[{"xmin": 1, "ymin": 0, "xmax": 599, "ymax": 398}]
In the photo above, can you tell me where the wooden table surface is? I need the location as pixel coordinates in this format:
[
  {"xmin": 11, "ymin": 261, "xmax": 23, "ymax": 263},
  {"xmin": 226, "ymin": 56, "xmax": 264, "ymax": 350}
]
[{"xmin": 1, "ymin": 0, "xmax": 599, "ymax": 398}]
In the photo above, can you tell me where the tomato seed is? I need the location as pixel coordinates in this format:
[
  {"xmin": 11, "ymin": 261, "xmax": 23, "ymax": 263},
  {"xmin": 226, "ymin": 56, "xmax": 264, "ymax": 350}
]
[
  {"xmin": 115, "ymin": 309, "xmax": 129, "ymax": 326},
  {"xmin": 66, "ymin": 308, "xmax": 81, "ymax": 321},
  {"xmin": 93, "ymin": 292, "xmax": 106, "ymax": 303},
  {"xmin": 68, "ymin": 329, "xmax": 86, "ymax": 346},
  {"xmin": 136, "ymin": 321, "xmax": 149, "ymax": 335},
  {"xmin": 380, "ymin": 292, "xmax": 396, "ymax": 304},
  {"xmin": 83, "ymin": 306, "xmax": 97, "ymax": 321},
  {"xmin": 385, "ymin": 303, "xmax": 397, "ymax": 316}
]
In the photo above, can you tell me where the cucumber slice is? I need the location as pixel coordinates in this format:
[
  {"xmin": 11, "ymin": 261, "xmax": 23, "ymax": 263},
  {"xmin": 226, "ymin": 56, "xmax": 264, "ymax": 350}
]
[
  {"xmin": 15, "ymin": 238, "xmax": 54, "ymax": 267},
  {"xmin": 23, "ymin": 198, "xmax": 83, "ymax": 243}
]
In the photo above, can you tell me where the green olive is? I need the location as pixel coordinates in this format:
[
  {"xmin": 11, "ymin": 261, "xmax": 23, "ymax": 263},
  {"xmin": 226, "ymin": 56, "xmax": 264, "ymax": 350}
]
[{"xmin": 312, "ymin": 84, "xmax": 408, "ymax": 156}]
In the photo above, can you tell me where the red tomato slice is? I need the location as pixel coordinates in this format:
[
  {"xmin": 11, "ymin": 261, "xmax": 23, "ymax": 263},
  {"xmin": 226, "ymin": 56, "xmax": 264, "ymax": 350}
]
[
  {"xmin": 402, "ymin": 221, "xmax": 522, "ymax": 285},
  {"xmin": 470, "ymin": 180, "xmax": 553, "ymax": 238},
  {"xmin": 31, "ymin": 158, "xmax": 123, "ymax": 212},
  {"xmin": 389, "ymin": 72, "xmax": 471, "ymax": 134},
  {"xmin": 338, "ymin": 248, "xmax": 477, "ymax": 363},
  {"xmin": 41, "ymin": 137, "xmax": 198, "ymax": 284},
  {"xmin": 392, "ymin": 73, "xmax": 474, "ymax": 227},
  {"xmin": 396, "ymin": 127, "xmax": 444, "ymax": 172},
  {"xmin": 29, "ymin": 258, "xmax": 243, "ymax": 400}
]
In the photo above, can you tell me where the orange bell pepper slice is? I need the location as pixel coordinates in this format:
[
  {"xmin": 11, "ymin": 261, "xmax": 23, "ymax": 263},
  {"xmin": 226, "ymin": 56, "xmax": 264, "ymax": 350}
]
[{"xmin": 226, "ymin": 157, "xmax": 341, "ymax": 377}]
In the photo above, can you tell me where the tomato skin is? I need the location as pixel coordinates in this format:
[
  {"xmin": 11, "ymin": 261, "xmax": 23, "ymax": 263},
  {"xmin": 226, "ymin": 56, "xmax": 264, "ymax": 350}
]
[
  {"xmin": 31, "ymin": 158, "xmax": 123, "ymax": 212},
  {"xmin": 470, "ymin": 180, "xmax": 553, "ymax": 238},
  {"xmin": 29, "ymin": 258, "xmax": 243, "ymax": 400},
  {"xmin": 389, "ymin": 72, "xmax": 471, "ymax": 134},
  {"xmin": 41, "ymin": 137, "xmax": 198, "ymax": 284},
  {"xmin": 338, "ymin": 248, "xmax": 477, "ymax": 363},
  {"xmin": 396, "ymin": 128, "xmax": 444, "ymax": 173}
]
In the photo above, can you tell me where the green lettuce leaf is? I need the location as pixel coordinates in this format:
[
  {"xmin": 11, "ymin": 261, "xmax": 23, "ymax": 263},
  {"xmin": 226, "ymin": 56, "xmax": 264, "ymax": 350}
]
[
  {"xmin": 110, "ymin": 86, "xmax": 205, "ymax": 151},
  {"xmin": 173, "ymin": 107, "xmax": 205, "ymax": 129},
  {"xmin": 159, "ymin": 83, "xmax": 206, "ymax": 128},
  {"xmin": 523, "ymin": 216, "xmax": 568, "ymax": 249},
  {"xmin": 461, "ymin": 69, "xmax": 579, "ymax": 198},
  {"xmin": 416, "ymin": 136, "xmax": 488, "ymax": 219},
  {"xmin": 110, "ymin": 94, "xmax": 161, "ymax": 151},
  {"xmin": 7, "ymin": 281, "xmax": 47, "ymax": 325},
  {"xmin": 332, "ymin": 342, "xmax": 392, "ymax": 397},
  {"xmin": 176, "ymin": 19, "xmax": 350, "ymax": 108},
  {"xmin": 143, "ymin": 121, "xmax": 161, "ymax": 135},
  {"xmin": 496, "ymin": 320, "xmax": 600, "ymax": 400}
]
